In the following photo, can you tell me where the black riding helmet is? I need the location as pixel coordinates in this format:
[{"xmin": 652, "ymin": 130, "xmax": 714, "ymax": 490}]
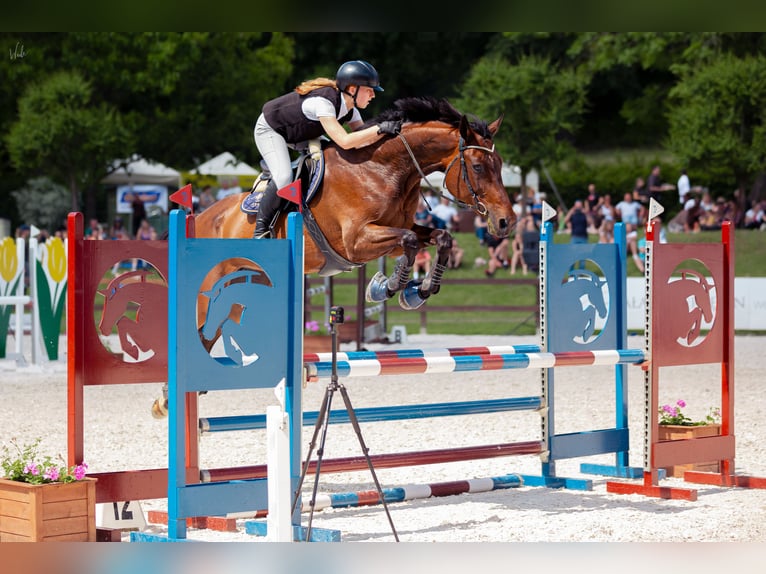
[{"xmin": 336, "ymin": 60, "xmax": 384, "ymax": 93}]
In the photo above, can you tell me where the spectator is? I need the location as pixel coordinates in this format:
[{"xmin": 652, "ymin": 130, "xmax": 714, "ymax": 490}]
[
  {"xmin": 124, "ymin": 191, "xmax": 148, "ymax": 238},
  {"xmin": 474, "ymin": 214, "xmax": 488, "ymax": 245},
  {"xmin": 447, "ymin": 238, "xmax": 464, "ymax": 270},
  {"xmin": 108, "ymin": 217, "xmax": 129, "ymax": 240},
  {"xmin": 484, "ymin": 232, "xmax": 509, "ymax": 277},
  {"xmin": 615, "ymin": 191, "xmax": 642, "ymax": 235},
  {"xmin": 744, "ymin": 200, "xmax": 766, "ymax": 230},
  {"xmin": 677, "ymin": 169, "xmax": 690, "ymax": 205},
  {"xmin": 646, "ymin": 165, "xmax": 675, "ymax": 204},
  {"xmin": 198, "ymin": 185, "xmax": 215, "ymax": 212},
  {"xmin": 85, "ymin": 218, "xmax": 104, "ymax": 240},
  {"xmin": 598, "ymin": 193, "xmax": 616, "ymax": 244},
  {"xmin": 633, "ymin": 176, "xmax": 649, "ymax": 207},
  {"xmin": 430, "ymin": 196, "xmax": 459, "ymax": 231},
  {"xmin": 510, "ymin": 215, "xmax": 536, "ymax": 275},
  {"xmin": 564, "ymin": 200, "xmax": 589, "ymax": 244},
  {"xmin": 633, "ymin": 216, "xmax": 667, "ymax": 273},
  {"xmin": 414, "ymin": 197, "xmax": 434, "ymax": 228},
  {"xmin": 136, "ymin": 218, "xmax": 157, "ymax": 241},
  {"xmin": 413, "ymin": 248, "xmax": 431, "ymax": 280}
]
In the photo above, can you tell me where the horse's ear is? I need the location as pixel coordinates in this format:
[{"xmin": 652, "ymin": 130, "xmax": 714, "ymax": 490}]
[{"xmin": 488, "ymin": 114, "xmax": 504, "ymax": 136}]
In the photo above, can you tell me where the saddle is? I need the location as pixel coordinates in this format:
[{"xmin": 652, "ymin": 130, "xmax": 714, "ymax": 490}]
[
  {"xmin": 240, "ymin": 139, "xmax": 325, "ymax": 215},
  {"xmin": 240, "ymin": 139, "xmax": 362, "ymax": 277}
]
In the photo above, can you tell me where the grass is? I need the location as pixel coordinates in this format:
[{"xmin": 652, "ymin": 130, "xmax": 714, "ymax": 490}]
[{"xmin": 307, "ymin": 226, "xmax": 766, "ymax": 337}]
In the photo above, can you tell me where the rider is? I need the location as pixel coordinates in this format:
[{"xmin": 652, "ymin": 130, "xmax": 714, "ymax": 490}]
[{"xmin": 252, "ymin": 60, "xmax": 402, "ymax": 238}]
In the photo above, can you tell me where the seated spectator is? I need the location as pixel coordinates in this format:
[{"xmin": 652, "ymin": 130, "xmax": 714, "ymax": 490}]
[
  {"xmin": 430, "ymin": 196, "xmax": 459, "ymax": 230},
  {"xmin": 414, "ymin": 248, "xmax": 431, "ymax": 280},
  {"xmin": 447, "ymin": 238, "xmax": 464, "ymax": 270},
  {"xmin": 414, "ymin": 197, "xmax": 434, "ymax": 228},
  {"xmin": 744, "ymin": 200, "xmax": 766, "ymax": 230},
  {"xmin": 484, "ymin": 232, "xmax": 509, "ymax": 277}
]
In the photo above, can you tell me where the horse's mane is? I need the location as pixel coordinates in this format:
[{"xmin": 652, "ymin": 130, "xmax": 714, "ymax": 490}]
[{"xmin": 370, "ymin": 96, "xmax": 492, "ymax": 138}]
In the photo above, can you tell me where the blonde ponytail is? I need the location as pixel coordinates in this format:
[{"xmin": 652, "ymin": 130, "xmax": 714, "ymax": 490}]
[{"xmin": 295, "ymin": 77, "xmax": 337, "ymax": 95}]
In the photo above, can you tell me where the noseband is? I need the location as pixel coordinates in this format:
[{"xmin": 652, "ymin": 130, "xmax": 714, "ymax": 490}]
[{"xmin": 398, "ymin": 133, "xmax": 496, "ymax": 217}]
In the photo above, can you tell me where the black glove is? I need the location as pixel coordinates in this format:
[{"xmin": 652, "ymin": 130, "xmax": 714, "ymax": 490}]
[{"xmin": 377, "ymin": 120, "xmax": 402, "ymax": 136}]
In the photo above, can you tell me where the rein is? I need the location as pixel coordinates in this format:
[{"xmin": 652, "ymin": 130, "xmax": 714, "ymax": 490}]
[{"xmin": 398, "ymin": 133, "xmax": 494, "ymax": 217}]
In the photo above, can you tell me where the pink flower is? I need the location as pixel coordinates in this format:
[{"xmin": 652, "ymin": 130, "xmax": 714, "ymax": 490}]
[
  {"xmin": 24, "ymin": 463, "xmax": 39, "ymax": 475},
  {"xmin": 43, "ymin": 467, "xmax": 60, "ymax": 481},
  {"xmin": 676, "ymin": 399, "xmax": 686, "ymax": 408},
  {"xmin": 73, "ymin": 463, "xmax": 88, "ymax": 480}
]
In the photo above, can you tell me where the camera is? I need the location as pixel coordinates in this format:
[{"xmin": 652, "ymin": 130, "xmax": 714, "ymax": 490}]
[{"xmin": 330, "ymin": 306, "xmax": 345, "ymax": 325}]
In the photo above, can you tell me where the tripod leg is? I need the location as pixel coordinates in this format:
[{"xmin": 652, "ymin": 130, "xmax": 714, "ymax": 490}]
[
  {"xmin": 338, "ymin": 384, "xmax": 400, "ymax": 542},
  {"xmin": 304, "ymin": 385, "xmax": 337, "ymax": 542},
  {"xmin": 291, "ymin": 384, "xmax": 332, "ymax": 515}
]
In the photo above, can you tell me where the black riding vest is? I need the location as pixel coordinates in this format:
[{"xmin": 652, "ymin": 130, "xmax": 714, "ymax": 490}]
[{"xmin": 263, "ymin": 86, "xmax": 354, "ymax": 143}]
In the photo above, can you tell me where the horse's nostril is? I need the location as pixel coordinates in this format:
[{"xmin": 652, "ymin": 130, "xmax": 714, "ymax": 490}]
[{"xmin": 499, "ymin": 218, "xmax": 508, "ymax": 230}]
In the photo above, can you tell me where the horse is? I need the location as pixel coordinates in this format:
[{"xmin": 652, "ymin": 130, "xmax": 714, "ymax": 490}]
[
  {"xmin": 97, "ymin": 270, "xmax": 168, "ymax": 362},
  {"xmin": 194, "ymin": 97, "xmax": 516, "ymax": 343}
]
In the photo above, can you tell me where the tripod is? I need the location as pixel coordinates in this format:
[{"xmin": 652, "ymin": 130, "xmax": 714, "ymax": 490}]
[{"xmin": 291, "ymin": 306, "xmax": 399, "ymax": 542}]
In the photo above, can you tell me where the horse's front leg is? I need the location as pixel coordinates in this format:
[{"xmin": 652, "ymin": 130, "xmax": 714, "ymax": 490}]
[
  {"xmin": 399, "ymin": 229, "xmax": 452, "ymax": 310},
  {"xmin": 364, "ymin": 229, "xmax": 420, "ymax": 303}
]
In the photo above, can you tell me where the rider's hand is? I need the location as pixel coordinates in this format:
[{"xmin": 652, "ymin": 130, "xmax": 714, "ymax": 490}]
[{"xmin": 377, "ymin": 120, "xmax": 402, "ymax": 136}]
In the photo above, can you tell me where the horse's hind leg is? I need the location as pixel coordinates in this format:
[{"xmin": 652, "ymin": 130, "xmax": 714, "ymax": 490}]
[
  {"xmin": 400, "ymin": 230, "xmax": 452, "ymax": 310},
  {"xmin": 365, "ymin": 232, "xmax": 419, "ymax": 303}
]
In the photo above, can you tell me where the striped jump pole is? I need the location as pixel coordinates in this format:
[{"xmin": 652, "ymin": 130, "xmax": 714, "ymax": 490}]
[
  {"xmin": 242, "ymin": 472, "xmax": 524, "ymax": 523},
  {"xmin": 303, "ymin": 343, "xmax": 543, "ymax": 364},
  {"xmin": 305, "ymin": 349, "xmax": 645, "ymax": 380}
]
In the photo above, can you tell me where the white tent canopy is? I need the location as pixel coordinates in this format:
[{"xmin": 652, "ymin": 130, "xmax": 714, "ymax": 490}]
[
  {"xmin": 192, "ymin": 151, "xmax": 259, "ymax": 177},
  {"xmin": 420, "ymin": 164, "xmax": 539, "ymax": 192},
  {"xmin": 101, "ymin": 155, "xmax": 182, "ymax": 187}
]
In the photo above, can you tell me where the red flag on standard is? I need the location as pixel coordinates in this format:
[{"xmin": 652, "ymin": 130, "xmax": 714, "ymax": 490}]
[
  {"xmin": 277, "ymin": 180, "xmax": 302, "ymax": 212},
  {"xmin": 170, "ymin": 184, "xmax": 193, "ymax": 210}
]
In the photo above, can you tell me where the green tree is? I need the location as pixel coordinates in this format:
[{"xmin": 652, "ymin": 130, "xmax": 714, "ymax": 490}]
[
  {"xmin": 667, "ymin": 54, "xmax": 766, "ymax": 203},
  {"xmin": 11, "ymin": 177, "xmax": 69, "ymax": 233},
  {"xmin": 457, "ymin": 54, "xmax": 588, "ymax": 203},
  {"xmin": 6, "ymin": 70, "xmax": 131, "ymax": 213}
]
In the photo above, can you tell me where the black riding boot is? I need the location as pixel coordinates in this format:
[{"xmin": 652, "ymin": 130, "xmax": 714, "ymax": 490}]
[{"xmin": 253, "ymin": 180, "xmax": 282, "ymax": 239}]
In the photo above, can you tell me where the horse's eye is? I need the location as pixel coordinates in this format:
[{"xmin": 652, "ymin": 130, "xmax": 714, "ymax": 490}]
[{"xmin": 472, "ymin": 164, "xmax": 484, "ymax": 174}]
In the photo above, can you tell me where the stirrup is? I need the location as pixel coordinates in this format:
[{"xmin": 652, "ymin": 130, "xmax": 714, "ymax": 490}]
[{"xmin": 253, "ymin": 229, "xmax": 271, "ymax": 239}]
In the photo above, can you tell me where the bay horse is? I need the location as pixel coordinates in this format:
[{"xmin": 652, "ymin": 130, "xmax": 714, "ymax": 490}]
[{"xmin": 194, "ymin": 97, "xmax": 516, "ymax": 336}]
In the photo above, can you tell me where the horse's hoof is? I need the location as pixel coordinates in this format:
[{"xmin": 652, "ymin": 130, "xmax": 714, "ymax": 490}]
[
  {"xmin": 365, "ymin": 271, "xmax": 391, "ymax": 303},
  {"xmin": 398, "ymin": 281, "xmax": 428, "ymax": 310},
  {"xmin": 151, "ymin": 398, "xmax": 168, "ymax": 419}
]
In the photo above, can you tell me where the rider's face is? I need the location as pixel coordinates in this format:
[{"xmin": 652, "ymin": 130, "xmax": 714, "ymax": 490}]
[{"xmin": 352, "ymin": 86, "xmax": 375, "ymax": 109}]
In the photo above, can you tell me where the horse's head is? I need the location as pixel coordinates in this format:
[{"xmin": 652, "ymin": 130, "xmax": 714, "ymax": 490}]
[{"xmin": 442, "ymin": 114, "xmax": 516, "ymax": 238}]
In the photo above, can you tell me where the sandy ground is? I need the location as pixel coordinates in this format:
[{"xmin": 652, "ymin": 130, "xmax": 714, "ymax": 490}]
[{"xmin": 1, "ymin": 333, "xmax": 766, "ymax": 549}]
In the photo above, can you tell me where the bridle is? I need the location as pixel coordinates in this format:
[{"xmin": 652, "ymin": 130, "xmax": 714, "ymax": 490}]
[{"xmin": 398, "ymin": 132, "xmax": 496, "ymax": 217}]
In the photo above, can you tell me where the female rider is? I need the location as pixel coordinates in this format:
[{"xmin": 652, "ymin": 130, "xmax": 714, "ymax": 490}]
[{"xmin": 253, "ymin": 60, "xmax": 401, "ymax": 238}]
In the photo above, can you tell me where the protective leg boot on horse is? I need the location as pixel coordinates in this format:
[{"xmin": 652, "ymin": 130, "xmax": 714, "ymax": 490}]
[{"xmin": 253, "ymin": 180, "xmax": 285, "ymax": 239}]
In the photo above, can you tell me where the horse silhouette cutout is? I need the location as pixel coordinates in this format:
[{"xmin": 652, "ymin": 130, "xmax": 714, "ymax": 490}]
[
  {"xmin": 559, "ymin": 267, "xmax": 609, "ymax": 345},
  {"xmin": 97, "ymin": 269, "xmax": 168, "ymax": 363},
  {"xmin": 193, "ymin": 97, "xmax": 516, "ymax": 341},
  {"xmin": 667, "ymin": 268, "xmax": 715, "ymax": 346},
  {"xmin": 199, "ymin": 268, "xmax": 273, "ymax": 366}
]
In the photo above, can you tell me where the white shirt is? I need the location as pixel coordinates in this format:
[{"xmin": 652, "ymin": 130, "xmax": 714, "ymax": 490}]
[
  {"xmin": 677, "ymin": 174, "xmax": 690, "ymax": 204},
  {"xmin": 432, "ymin": 203, "xmax": 458, "ymax": 224},
  {"xmin": 302, "ymin": 96, "xmax": 362, "ymax": 123},
  {"xmin": 615, "ymin": 200, "xmax": 641, "ymax": 225}
]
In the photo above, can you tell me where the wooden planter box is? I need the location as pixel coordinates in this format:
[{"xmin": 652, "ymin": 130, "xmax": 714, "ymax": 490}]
[
  {"xmin": 303, "ymin": 335, "xmax": 337, "ymax": 354},
  {"xmin": 0, "ymin": 478, "xmax": 97, "ymax": 542},
  {"xmin": 658, "ymin": 424, "xmax": 721, "ymax": 478}
]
